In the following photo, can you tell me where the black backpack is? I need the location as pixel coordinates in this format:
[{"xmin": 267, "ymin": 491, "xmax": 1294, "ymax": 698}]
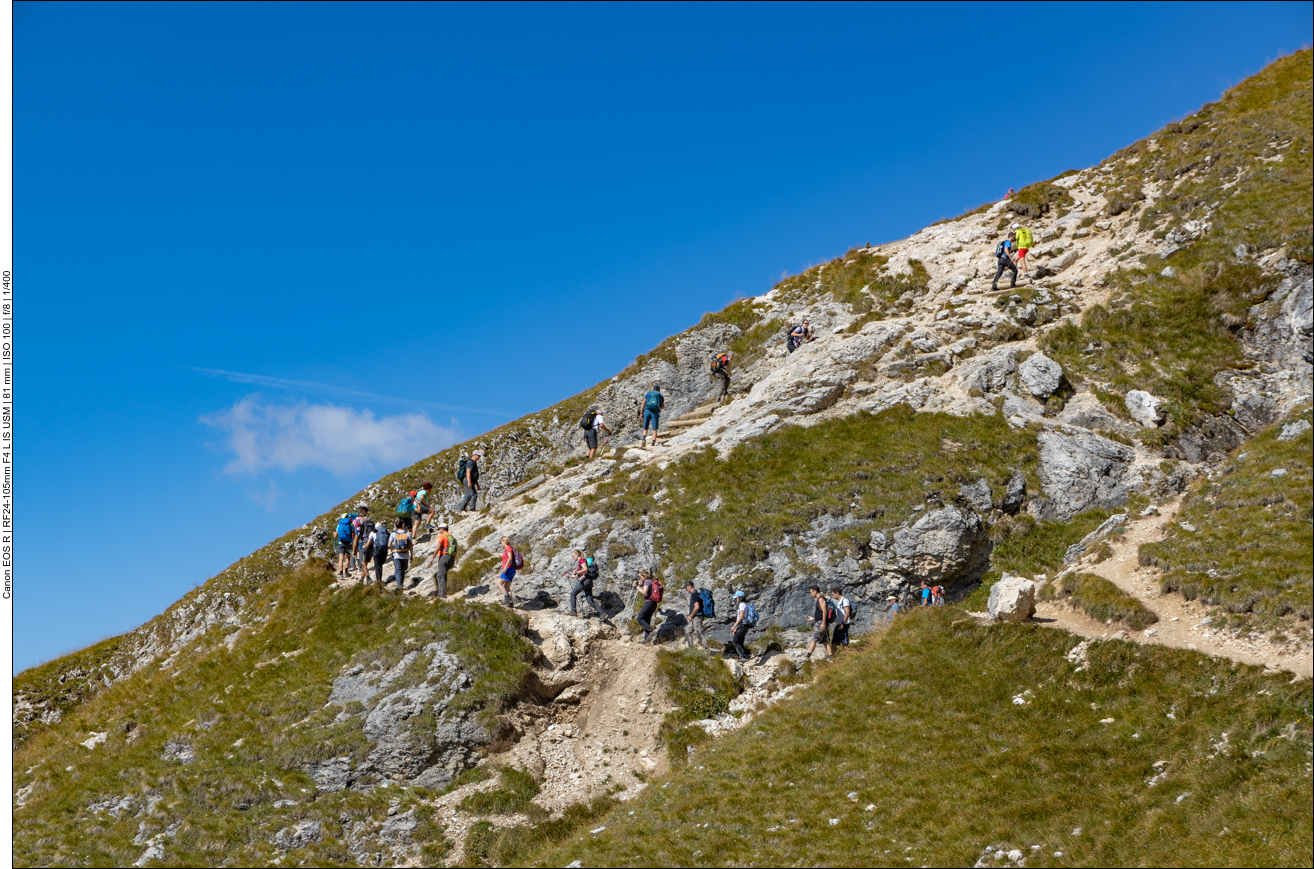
[
  {"xmin": 585, "ymin": 560, "xmax": 600, "ymax": 580},
  {"xmin": 455, "ymin": 458, "xmax": 468, "ymax": 483},
  {"xmin": 995, "ymin": 241, "xmax": 1010, "ymax": 259},
  {"xmin": 580, "ymin": 410, "xmax": 598, "ymax": 430}
]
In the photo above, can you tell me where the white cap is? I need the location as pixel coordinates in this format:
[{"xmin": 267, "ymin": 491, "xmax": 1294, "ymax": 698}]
[{"xmin": 1011, "ymin": 223, "xmax": 1020, "ymax": 229}]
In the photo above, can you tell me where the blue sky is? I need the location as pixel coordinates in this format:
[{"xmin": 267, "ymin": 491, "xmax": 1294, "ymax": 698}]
[{"xmin": 15, "ymin": 1, "xmax": 1312, "ymax": 671}]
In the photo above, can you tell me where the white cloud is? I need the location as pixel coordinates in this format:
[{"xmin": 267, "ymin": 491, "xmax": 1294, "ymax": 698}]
[{"xmin": 202, "ymin": 396, "xmax": 458, "ymax": 477}]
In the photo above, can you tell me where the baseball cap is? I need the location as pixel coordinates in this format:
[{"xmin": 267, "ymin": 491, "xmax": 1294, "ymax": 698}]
[{"xmin": 734, "ymin": 590, "xmax": 745, "ymax": 599}]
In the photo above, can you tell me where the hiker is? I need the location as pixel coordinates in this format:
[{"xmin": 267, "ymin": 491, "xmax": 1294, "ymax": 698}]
[
  {"xmin": 632, "ymin": 568, "xmax": 663, "ymax": 644},
  {"xmin": 334, "ymin": 510, "xmax": 358, "ymax": 577},
  {"xmin": 568, "ymin": 549, "xmax": 605, "ymax": 617},
  {"xmin": 581, "ymin": 406, "xmax": 613, "ymax": 460},
  {"xmin": 885, "ymin": 594, "xmax": 901, "ymax": 622},
  {"xmin": 351, "ymin": 505, "xmax": 374, "ymax": 575},
  {"xmin": 829, "ymin": 587, "xmax": 852, "ymax": 652},
  {"xmin": 397, "ymin": 490, "xmax": 416, "ymax": 532},
  {"xmin": 430, "ymin": 521, "xmax": 454, "ymax": 598},
  {"xmin": 388, "ymin": 518, "xmax": 413, "ymax": 595},
  {"xmin": 413, "ymin": 482, "xmax": 435, "ymax": 532},
  {"xmin": 787, "ymin": 319, "xmax": 813, "ymax": 352},
  {"xmin": 920, "ymin": 581, "xmax": 931, "ymax": 607},
  {"xmin": 369, "ymin": 521, "xmax": 390, "ymax": 586},
  {"xmin": 641, "ymin": 383, "xmax": 665, "ymax": 448},
  {"xmin": 1004, "ymin": 187, "xmax": 1014, "ymax": 200},
  {"xmin": 728, "ymin": 590, "xmax": 752, "ymax": 661},
  {"xmin": 497, "ymin": 536, "xmax": 519, "ymax": 607},
  {"xmin": 805, "ymin": 585, "xmax": 832, "ymax": 660},
  {"xmin": 457, "ymin": 451, "xmax": 482, "ymax": 512},
  {"xmin": 684, "ymin": 581, "xmax": 710, "ymax": 651},
  {"xmin": 711, "ymin": 351, "xmax": 733, "ymax": 403},
  {"xmin": 1012, "ymin": 223, "xmax": 1034, "ymax": 278},
  {"xmin": 991, "ymin": 234, "xmax": 1018, "ymax": 291},
  {"xmin": 932, "ymin": 584, "xmax": 945, "ymax": 606}
]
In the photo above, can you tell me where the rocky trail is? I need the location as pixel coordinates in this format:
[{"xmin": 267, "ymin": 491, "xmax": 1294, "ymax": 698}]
[{"xmin": 1034, "ymin": 499, "xmax": 1313, "ymax": 678}]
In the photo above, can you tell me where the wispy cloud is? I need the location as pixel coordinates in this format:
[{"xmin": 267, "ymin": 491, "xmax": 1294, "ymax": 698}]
[
  {"xmin": 201, "ymin": 396, "xmax": 459, "ymax": 477},
  {"xmin": 193, "ymin": 367, "xmax": 511, "ymax": 418}
]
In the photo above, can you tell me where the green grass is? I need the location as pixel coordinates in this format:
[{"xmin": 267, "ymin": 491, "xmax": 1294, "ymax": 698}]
[
  {"xmin": 1141, "ymin": 406, "xmax": 1313, "ymax": 630},
  {"xmin": 457, "ymin": 766, "xmax": 542, "ymax": 816},
  {"xmin": 530, "ymin": 608, "xmax": 1313, "ymax": 867},
  {"xmin": 962, "ymin": 510, "xmax": 1116, "ymax": 610},
  {"xmin": 1043, "ymin": 572, "xmax": 1159, "ymax": 631},
  {"xmin": 447, "ymin": 550, "xmax": 502, "ymax": 596},
  {"xmin": 458, "ymin": 797, "xmax": 617, "ymax": 868},
  {"xmin": 1005, "ymin": 180, "xmax": 1075, "ymax": 220},
  {"xmin": 584, "ymin": 405, "xmax": 1040, "ymax": 585},
  {"xmin": 12, "ymin": 562, "xmax": 536, "ymax": 867},
  {"xmin": 655, "ymin": 649, "xmax": 745, "ymax": 763}
]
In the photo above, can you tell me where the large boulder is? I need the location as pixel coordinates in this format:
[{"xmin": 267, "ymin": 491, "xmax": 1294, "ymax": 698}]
[
  {"xmin": 1125, "ymin": 390, "xmax": 1164, "ymax": 427},
  {"xmin": 883, "ymin": 506, "xmax": 990, "ymax": 584},
  {"xmin": 1001, "ymin": 470, "xmax": 1027, "ymax": 514},
  {"xmin": 1034, "ymin": 430, "xmax": 1135, "ymax": 519},
  {"xmin": 1018, "ymin": 353, "xmax": 1064, "ymax": 398},
  {"xmin": 950, "ymin": 347, "xmax": 1017, "ymax": 395},
  {"xmin": 987, "ymin": 575, "xmax": 1036, "ymax": 622}
]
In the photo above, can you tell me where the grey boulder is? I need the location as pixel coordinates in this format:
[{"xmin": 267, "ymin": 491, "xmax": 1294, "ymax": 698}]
[
  {"xmin": 882, "ymin": 506, "xmax": 990, "ymax": 584},
  {"xmin": 1018, "ymin": 353, "xmax": 1064, "ymax": 398},
  {"xmin": 1035, "ymin": 430, "xmax": 1135, "ymax": 520},
  {"xmin": 1125, "ymin": 390, "xmax": 1165, "ymax": 427}
]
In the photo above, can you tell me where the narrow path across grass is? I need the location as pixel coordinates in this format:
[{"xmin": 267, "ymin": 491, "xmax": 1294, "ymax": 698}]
[{"xmin": 1034, "ymin": 498, "xmax": 1312, "ymax": 677}]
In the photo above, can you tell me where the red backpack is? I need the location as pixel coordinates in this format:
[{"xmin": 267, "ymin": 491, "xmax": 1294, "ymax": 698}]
[
  {"xmin": 510, "ymin": 548, "xmax": 524, "ymax": 570},
  {"xmin": 647, "ymin": 578, "xmax": 664, "ymax": 603}
]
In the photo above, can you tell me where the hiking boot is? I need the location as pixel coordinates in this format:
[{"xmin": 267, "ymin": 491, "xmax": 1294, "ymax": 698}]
[
  {"xmin": 568, "ymin": 609, "xmax": 578, "ymax": 617},
  {"xmin": 990, "ymin": 284, "xmax": 998, "ymax": 291},
  {"xmin": 502, "ymin": 595, "xmax": 514, "ymax": 607}
]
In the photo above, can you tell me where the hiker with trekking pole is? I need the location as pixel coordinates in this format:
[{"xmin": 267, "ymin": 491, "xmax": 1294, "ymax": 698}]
[
  {"xmin": 580, "ymin": 406, "xmax": 612, "ymax": 460},
  {"xmin": 632, "ymin": 568, "xmax": 663, "ymax": 644}
]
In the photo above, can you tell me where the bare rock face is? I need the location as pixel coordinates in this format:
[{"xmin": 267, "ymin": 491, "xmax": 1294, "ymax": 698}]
[
  {"xmin": 1056, "ymin": 392, "xmax": 1123, "ymax": 431},
  {"xmin": 1125, "ymin": 390, "xmax": 1165, "ymax": 427},
  {"xmin": 987, "ymin": 575, "xmax": 1036, "ymax": 622},
  {"xmin": 272, "ymin": 820, "xmax": 323, "ymax": 851},
  {"xmin": 1018, "ymin": 352, "xmax": 1064, "ymax": 398},
  {"xmin": 1034, "ymin": 430, "xmax": 1135, "ymax": 520},
  {"xmin": 950, "ymin": 347, "xmax": 1018, "ymax": 395}
]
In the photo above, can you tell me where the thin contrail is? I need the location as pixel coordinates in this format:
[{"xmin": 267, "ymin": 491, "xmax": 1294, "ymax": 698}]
[{"xmin": 192, "ymin": 367, "xmax": 513, "ymax": 417}]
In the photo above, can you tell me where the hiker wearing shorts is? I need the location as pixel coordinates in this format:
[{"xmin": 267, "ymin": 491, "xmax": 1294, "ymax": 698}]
[
  {"xmin": 729, "ymin": 590, "xmax": 751, "ymax": 661},
  {"xmin": 430, "ymin": 521, "xmax": 454, "ymax": 598},
  {"xmin": 413, "ymin": 482, "xmax": 435, "ymax": 532},
  {"xmin": 351, "ymin": 505, "xmax": 373, "ymax": 574},
  {"xmin": 388, "ymin": 519, "xmax": 413, "ymax": 595},
  {"xmin": 1012, "ymin": 223, "xmax": 1034, "ymax": 278},
  {"xmin": 712, "ymin": 352, "xmax": 733, "ymax": 404},
  {"xmin": 991, "ymin": 234, "xmax": 1018, "ymax": 291},
  {"xmin": 805, "ymin": 585, "xmax": 832, "ymax": 660},
  {"xmin": 829, "ymin": 587, "xmax": 852, "ymax": 652},
  {"xmin": 583, "ymin": 407, "xmax": 612, "ymax": 460},
  {"xmin": 641, "ymin": 384, "xmax": 664, "ymax": 448},
  {"xmin": 632, "ymin": 569, "xmax": 660, "ymax": 644},
  {"xmin": 458, "ymin": 451, "xmax": 482, "ymax": 512},
  {"xmin": 498, "ymin": 536, "xmax": 517, "ymax": 606},
  {"xmin": 568, "ymin": 549, "xmax": 604, "ymax": 617},
  {"xmin": 684, "ymin": 581, "xmax": 709, "ymax": 651}
]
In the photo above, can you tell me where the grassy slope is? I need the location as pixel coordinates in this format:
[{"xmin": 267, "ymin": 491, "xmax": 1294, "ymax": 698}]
[
  {"xmin": 1042, "ymin": 50, "xmax": 1312, "ymax": 435},
  {"xmin": 534, "ymin": 609, "xmax": 1313, "ymax": 868},
  {"xmin": 1142, "ymin": 405, "xmax": 1313, "ymax": 629},
  {"xmin": 12, "ymin": 563, "xmax": 534, "ymax": 867}
]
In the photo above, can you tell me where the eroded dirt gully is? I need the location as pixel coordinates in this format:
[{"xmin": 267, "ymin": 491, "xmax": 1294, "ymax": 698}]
[{"xmin": 1034, "ymin": 499, "xmax": 1313, "ymax": 678}]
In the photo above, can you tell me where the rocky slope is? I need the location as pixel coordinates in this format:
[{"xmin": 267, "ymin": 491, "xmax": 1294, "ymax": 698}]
[{"xmin": 12, "ymin": 50, "xmax": 1313, "ymax": 868}]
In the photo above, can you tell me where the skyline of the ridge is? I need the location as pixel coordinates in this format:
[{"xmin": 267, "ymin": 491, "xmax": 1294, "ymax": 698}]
[{"xmin": 16, "ymin": 1, "xmax": 1314, "ymax": 671}]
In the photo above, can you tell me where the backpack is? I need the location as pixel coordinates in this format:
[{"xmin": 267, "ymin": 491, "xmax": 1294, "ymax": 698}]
[
  {"xmin": 373, "ymin": 525, "xmax": 390, "ymax": 550},
  {"xmin": 744, "ymin": 602, "xmax": 759, "ymax": 626},
  {"xmin": 646, "ymin": 578, "xmax": 664, "ymax": 603},
  {"xmin": 710, "ymin": 353, "xmax": 728, "ymax": 374},
  {"xmin": 397, "ymin": 495, "xmax": 414, "ymax": 516},
  {"xmin": 698, "ymin": 588, "xmax": 715, "ymax": 618},
  {"xmin": 510, "ymin": 548, "xmax": 524, "ymax": 570},
  {"xmin": 995, "ymin": 241, "xmax": 1010, "ymax": 259},
  {"xmin": 579, "ymin": 410, "xmax": 598, "ymax": 430},
  {"xmin": 826, "ymin": 600, "xmax": 843, "ymax": 625},
  {"xmin": 456, "ymin": 458, "xmax": 469, "ymax": 483},
  {"xmin": 356, "ymin": 517, "xmax": 376, "ymax": 539},
  {"xmin": 393, "ymin": 530, "xmax": 412, "ymax": 553},
  {"xmin": 585, "ymin": 558, "xmax": 600, "ymax": 580},
  {"xmin": 336, "ymin": 514, "xmax": 357, "ymax": 543},
  {"xmin": 644, "ymin": 391, "xmax": 663, "ymax": 413}
]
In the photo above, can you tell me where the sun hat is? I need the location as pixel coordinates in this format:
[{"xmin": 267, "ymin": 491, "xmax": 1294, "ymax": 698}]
[{"xmin": 887, "ymin": 595, "xmax": 898, "ymax": 601}]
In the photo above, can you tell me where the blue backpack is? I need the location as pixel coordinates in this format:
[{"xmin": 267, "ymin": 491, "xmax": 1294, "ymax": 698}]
[
  {"xmin": 336, "ymin": 514, "xmax": 357, "ymax": 543},
  {"xmin": 397, "ymin": 496, "xmax": 415, "ymax": 516},
  {"xmin": 645, "ymin": 391, "xmax": 663, "ymax": 412},
  {"xmin": 744, "ymin": 602, "xmax": 759, "ymax": 626},
  {"xmin": 698, "ymin": 589, "xmax": 715, "ymax": 618}
]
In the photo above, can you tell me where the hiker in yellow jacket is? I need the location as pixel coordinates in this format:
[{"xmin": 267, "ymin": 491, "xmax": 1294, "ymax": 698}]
[{"xmin": 1012, "ymin": 223, "xmax": 1035, "ymax": 278}]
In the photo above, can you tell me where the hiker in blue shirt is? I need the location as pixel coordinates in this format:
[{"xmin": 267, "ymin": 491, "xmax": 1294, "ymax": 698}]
[{"xmin": 641, "ymin": 384, "xmax": 665, "ymax": 448}]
